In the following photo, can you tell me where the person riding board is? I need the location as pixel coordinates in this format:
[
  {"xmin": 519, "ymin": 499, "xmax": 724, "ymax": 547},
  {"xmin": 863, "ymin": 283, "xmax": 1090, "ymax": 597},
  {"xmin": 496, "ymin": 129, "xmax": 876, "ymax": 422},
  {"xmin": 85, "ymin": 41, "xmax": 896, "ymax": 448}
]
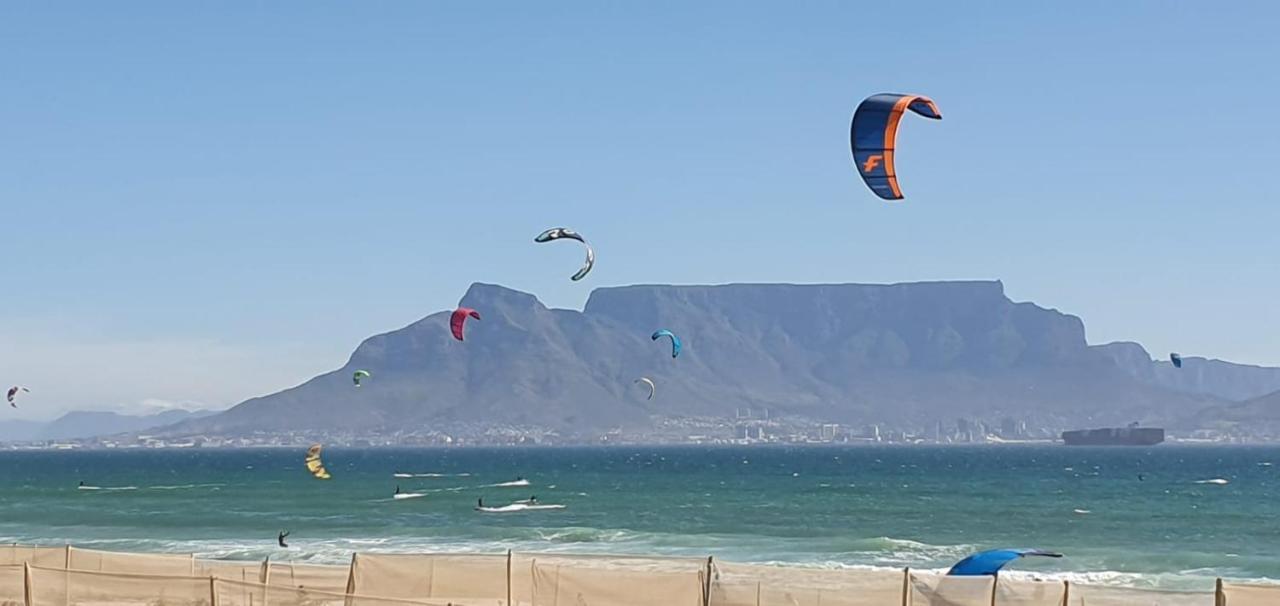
[{"xmin": 278, "ymin": 531, "xmax": 290, "ymax": 548}]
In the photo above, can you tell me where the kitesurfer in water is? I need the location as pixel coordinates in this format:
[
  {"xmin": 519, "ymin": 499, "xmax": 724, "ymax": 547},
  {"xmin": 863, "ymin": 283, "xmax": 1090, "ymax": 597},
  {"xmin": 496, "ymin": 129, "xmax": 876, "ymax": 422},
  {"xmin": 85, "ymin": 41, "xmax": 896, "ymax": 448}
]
[
  {"xmin": 477, "ymin": 497, "xmax": 484, "ymax": 508},
  {"xmin": 395, "ymin": 485, "xmax": 401, "ymax": 495},
  {"xmin": 278, "ymin": 531, "xmax": 290, "ymax": 548}
]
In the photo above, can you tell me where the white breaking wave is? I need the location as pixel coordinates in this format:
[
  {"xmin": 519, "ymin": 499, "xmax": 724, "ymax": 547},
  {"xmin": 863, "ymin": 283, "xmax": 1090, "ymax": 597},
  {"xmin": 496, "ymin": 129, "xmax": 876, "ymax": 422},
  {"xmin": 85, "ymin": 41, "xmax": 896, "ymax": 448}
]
[
  {"xmin": 148, "ymin": 483, "xmax": 225, "ymax": 490},
  {"xmin": 394, "ymin": 473, "xmax": 471, "ymax": 478},
  {"xmin": 476, "ymin": 503, "xmax": 565, "ymax": 513}
]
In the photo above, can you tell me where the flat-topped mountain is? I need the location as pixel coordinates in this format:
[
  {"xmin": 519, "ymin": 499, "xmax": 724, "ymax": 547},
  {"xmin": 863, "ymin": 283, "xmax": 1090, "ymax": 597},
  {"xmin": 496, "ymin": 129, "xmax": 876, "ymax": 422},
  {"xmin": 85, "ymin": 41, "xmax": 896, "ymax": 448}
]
[{"xmin": 160, "ymin": 281, "xmax": 1245, "ymax": 438}]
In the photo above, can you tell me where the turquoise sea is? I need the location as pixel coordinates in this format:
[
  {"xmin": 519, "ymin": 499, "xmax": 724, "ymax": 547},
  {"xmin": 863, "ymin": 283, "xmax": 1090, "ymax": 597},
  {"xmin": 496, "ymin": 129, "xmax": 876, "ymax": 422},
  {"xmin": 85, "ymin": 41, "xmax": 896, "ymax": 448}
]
[{"xmin": 0, "ymin": 445, "xmax": 1275, "ymax": 591}]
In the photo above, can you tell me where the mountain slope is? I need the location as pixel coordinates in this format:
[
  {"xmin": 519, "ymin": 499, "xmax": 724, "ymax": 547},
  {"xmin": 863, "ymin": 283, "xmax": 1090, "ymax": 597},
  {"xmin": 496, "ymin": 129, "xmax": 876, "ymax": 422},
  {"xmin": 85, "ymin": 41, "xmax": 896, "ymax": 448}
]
[
  {"xmin": 1093, "ymin": 341, "xmax": 1280, "ymax": 402},
  {"xmin": 164, "ymin": 281, "xmax": 1229, "ymax": 437},
  {"xmin": 1188, "ymin": 389, "xmax": 1280, "ymax": 430},
  {"xmin": 39, "ymin": 409, "xmax": 215, "ymax": 441},
  {"xmin": 0, "ymin": 409, "xmax": 215, "ymax": 443}
]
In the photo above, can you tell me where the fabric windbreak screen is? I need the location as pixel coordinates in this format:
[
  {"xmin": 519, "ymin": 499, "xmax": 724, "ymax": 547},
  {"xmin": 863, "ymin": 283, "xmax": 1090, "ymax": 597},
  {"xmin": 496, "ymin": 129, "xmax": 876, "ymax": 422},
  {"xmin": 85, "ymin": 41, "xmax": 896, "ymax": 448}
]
[
  {"xmin": 1068, "ymin": 583, "xmax": 1213, "ymax": 605},
  {"xmin": 0, "ymin": 565, "xmax": 24, "ymax": 605},
  {"xmin": 28, "ymin": 565, "xmax": 211, "ymax": 606},
  {"xmin": 993, "ymin": 577, "xmax": 1066, "ymax": 606},
  {"xmin": 265, "ymin": 561, "xmax": 352, "ymax": 592},
  {"xmin": 511, "ymin": 553, "xmax": 706, "ymax": 606},
  {"xmin": 67, "ymin": 546, "xmax": 196, "ymax": 575},
  {"xmin": 348, "ymin": 553, "xmax": 508, "ymax": 604},
  {"xmin": 194, "ymin": 558, "xmax": 266, "ymax": 583},
  {"xmin": 215, "ymin": 578, "xmax": 453, "ymax": 606},
  {"xmin": 213, "ymin": 575, "xmax": 268, "ymax": 606},
  {"xmin": 909, "ymin": 572, "xmax": 994, "ymax": 606},
  {"xmin": 529, "ymin": 561, "xmax": 703, "ymax": 606},
  {"xmin": 0, "ymin": 547, "xmax": 66, "ymax": 568},
  {"xmin": 2, "ymin": 545, "xmax": 1262, "ymax": 606},
  {"xmin": 710, "ymin": 562, "xmax": 904, "ymax": 606},
  {"xmin": 1221, "ymin": 582, "xmax": 1280, "ymax": 605}
]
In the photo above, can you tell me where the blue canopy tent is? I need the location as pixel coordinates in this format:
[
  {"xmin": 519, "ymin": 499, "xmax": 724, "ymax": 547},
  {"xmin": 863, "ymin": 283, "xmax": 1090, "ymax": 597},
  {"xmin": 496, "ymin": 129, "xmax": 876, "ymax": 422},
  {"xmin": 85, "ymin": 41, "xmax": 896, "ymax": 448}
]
[{"xmin": 948, "ymin": 549, "xmax": 1063, "ymax": 576}]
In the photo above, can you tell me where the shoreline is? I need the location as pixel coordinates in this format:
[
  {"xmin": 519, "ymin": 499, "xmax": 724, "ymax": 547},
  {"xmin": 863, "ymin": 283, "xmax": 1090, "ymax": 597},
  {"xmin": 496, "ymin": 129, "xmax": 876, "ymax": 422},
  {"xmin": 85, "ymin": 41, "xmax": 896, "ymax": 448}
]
[
  {"xmin": 4, "ymin": 446, "xmax": 1275, "ymax": 594},
  {"xmin": 2, "ymin": 540, "xmax": 1274, "ymax": 594},
  {"xmin": 6, "ymin": 543, "xmax": 1277, "ymax": 604}
]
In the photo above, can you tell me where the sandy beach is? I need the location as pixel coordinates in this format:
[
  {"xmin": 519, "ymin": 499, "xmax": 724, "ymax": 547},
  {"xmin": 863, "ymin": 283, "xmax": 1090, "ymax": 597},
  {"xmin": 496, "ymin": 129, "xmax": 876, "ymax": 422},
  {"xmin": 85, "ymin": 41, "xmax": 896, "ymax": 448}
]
[{"xmin": 3, "ymin": 544, "xmax": 1278, "ymax": 605}]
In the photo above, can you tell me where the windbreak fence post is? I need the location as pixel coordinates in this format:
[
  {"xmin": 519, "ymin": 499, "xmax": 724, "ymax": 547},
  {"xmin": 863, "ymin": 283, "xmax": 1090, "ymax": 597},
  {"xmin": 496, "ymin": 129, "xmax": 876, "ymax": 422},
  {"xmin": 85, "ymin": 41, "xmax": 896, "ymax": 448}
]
[
  {"xmin": 901, "ymin": 567, "xmax": 910, "ymax": 606},
  {"xmin": 63, "ymin": 547, "xmax": 71, "ymax": 606},
  {"xmin": 1062, "ymin": 580, "xmax": 1069, "ymax": 606},
  {"xmin": 343, "ymin": 553, "xmax": 357, "ymax": 606},
  {"xmin": 505, "ymin": 550, "xmax": 512, "ymax": 606},
  {"xmin": 1215, "ymin": 577, "xmax": 1224, "ymax": 606},
  {"xmin": 22, "ymin": 562, "xmax": 30, "ymax": 606},
  {"xmin": 703, "ymin": 556, "xmax": 713, "ymax": 606}
]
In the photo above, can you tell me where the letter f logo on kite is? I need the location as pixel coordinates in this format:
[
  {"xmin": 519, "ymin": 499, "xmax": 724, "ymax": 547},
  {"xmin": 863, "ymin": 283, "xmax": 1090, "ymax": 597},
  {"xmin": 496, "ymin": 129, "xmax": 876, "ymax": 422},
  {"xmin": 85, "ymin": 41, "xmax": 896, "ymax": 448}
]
[{"xmin": 862, "ymin": 154, "xmax": 883, "ymax": 174}]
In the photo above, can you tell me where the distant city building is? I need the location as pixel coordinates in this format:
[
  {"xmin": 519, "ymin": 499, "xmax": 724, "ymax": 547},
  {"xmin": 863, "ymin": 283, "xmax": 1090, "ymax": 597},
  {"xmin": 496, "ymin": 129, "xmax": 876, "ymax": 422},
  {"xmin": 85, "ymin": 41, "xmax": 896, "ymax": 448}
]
[{"xmin": 735, "ymin": 424, "xmax": 767, "ymax": 441}]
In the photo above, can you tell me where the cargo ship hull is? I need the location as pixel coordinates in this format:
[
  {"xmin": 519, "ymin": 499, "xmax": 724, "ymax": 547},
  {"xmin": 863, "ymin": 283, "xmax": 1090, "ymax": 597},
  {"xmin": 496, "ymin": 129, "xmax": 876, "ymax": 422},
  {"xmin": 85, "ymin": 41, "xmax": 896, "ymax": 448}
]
[{"xmin": 1061, "ymin": 427, "xmax": 1164, "ymax": 446}]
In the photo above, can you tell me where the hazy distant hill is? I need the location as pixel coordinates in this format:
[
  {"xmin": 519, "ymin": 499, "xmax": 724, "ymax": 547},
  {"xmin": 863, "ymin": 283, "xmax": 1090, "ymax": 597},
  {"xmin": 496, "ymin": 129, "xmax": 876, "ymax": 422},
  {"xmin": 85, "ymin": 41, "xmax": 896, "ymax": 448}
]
[
  {"xmin": 0, "ymin": 409, "xmax": 215, "ymax": 443},
  {"xmin": 1093, "ymin": 341, "xmax": 1280, "ymax": 402},
  {"xmin": 1188, "ymin": 389, "xmax": 1280, "ymax": 429},
  {"xmin": 162, "ymin": 281, "xmax": 1238, "ymax": 438}
]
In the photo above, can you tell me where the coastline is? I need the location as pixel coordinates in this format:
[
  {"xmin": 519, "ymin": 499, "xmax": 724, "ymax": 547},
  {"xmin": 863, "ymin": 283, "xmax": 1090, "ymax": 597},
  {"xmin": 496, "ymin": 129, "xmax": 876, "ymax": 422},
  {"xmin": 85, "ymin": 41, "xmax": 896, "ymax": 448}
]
[
  {"xmin": 3, "ymin": 446, "xmax": 1275, "ymax": 594},
  {"xmin": 5, "ymin": 544, "xmax": 1275, "ymax": 605}
]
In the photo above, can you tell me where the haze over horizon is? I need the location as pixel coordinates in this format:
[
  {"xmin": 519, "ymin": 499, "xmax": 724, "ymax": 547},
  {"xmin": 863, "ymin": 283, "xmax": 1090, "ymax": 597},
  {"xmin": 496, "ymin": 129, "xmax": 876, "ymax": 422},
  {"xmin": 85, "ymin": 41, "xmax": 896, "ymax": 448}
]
[{"xmin": 3, "ymin": 2, "xmax": 1278, "ymax": 418}]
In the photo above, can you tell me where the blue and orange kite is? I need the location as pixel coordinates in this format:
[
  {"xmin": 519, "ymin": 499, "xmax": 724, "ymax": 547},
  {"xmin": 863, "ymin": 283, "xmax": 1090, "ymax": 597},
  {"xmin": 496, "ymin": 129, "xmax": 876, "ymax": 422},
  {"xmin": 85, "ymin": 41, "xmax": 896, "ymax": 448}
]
[{"xmin": 850, "ymin": 93, "xmax": 941, "ymax": 200}]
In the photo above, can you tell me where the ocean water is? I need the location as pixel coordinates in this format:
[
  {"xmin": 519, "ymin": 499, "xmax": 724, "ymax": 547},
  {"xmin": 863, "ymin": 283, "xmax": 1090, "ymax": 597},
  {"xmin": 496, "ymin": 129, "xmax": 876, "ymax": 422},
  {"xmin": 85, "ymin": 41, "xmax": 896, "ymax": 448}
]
[{"xmin": 0, "ymin": 445, "xmax": 1276, "ymax": 591}]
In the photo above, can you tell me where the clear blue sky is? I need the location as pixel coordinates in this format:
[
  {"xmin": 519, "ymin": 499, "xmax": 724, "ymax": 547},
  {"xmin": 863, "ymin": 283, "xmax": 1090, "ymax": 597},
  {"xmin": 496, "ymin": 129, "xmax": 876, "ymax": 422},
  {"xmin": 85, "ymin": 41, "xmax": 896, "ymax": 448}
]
[{"xmin": 2, "ymin": 2, "xmax": 1278, "ymax": 418}]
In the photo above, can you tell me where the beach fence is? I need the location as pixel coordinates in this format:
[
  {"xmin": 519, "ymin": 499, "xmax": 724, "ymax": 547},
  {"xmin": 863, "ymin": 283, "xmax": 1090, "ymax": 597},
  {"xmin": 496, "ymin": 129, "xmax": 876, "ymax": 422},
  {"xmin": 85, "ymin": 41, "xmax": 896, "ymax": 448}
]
[{"xmin": 0, "ymin": 545, "xmax": 1276, "ymax": 605}]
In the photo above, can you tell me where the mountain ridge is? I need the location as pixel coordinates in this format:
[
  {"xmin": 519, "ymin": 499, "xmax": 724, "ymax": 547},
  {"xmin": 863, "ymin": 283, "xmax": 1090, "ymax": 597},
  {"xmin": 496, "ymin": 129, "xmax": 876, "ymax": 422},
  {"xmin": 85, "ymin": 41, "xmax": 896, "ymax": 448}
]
[
  {"xmin": 155, "ymin": 280, "xmax": 1259, "ymax": 439},
  {"xmin": 0, "ymin": 409, "xmax": 215, "ymax": 443},
  {"xmin": 1093, "ymin": 341, "xmax": 1280, "ymax": 402}
]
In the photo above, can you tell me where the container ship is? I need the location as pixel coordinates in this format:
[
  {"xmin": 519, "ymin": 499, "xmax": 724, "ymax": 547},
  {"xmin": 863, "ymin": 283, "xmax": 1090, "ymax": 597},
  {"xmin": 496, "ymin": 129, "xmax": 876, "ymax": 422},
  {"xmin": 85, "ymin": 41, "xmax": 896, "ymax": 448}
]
[{"xmin": 1061, "ymin": 424, "xmax": 1164, "ymax": 446}]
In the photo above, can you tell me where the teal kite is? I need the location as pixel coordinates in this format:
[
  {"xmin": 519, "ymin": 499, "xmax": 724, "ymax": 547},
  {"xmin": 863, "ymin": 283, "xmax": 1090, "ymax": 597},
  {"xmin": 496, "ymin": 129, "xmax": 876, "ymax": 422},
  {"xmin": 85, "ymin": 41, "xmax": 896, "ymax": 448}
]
[{"xmin": 651, "ymin": 330, "xmax": 681, "ymax": 358}]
